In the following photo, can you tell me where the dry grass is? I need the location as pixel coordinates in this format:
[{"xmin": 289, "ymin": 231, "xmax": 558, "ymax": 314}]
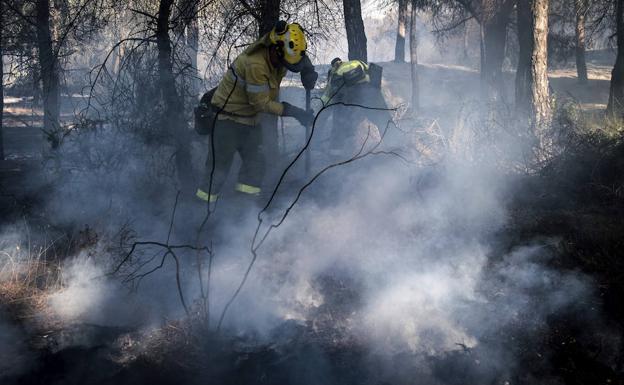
[
  {"xmin": 0, "ymin": 240, "xmax": 64, "ymax": 330},
  {"xmin": 548, "ymin": 63, "xmax": 612, "ymax": 81}
]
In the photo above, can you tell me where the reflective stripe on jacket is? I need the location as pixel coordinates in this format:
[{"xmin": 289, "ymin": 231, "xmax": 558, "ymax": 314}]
[
  {"xmin": 211, "ymin": 34, "xmax": 287, "ymax": 126},
  {"xmin": 321, "ymin": 60, "xmax": 370, "ymax": 104}
]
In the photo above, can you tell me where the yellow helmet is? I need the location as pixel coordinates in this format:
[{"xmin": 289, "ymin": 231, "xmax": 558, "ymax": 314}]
[{"xmin": 270, "ymin": 21, "xmax": 307, "ymax": 71}]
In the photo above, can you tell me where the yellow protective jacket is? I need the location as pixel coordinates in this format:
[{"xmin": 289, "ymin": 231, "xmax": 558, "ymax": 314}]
[
  {"xmin": 321, "ymin": 60, "xmax": 369, "ymax": 104},
  {"xmin": 211, "ymin": 34, "xmax": 287, "ymax": 126}
]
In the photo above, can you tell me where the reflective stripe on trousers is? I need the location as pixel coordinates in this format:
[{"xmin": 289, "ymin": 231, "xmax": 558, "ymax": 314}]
[
  {"xmin": 196, "ymin": 188, "xmax": 218, "ymax": 202},
  {"xmin": 235, "ymin": 183, "xmax": 261, "ymax": 195}
]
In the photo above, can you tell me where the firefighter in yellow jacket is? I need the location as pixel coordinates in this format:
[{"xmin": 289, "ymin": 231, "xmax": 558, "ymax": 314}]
[
  {"xmin": 196, "ymin": 21, "xmax": 318, "ymax": 204},
  {"xmin": 320, "ymin": 57, "xmax": 391, "ymax": 155}
]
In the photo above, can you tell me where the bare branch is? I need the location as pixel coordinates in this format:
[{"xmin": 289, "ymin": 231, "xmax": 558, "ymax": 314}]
[{"xmin": 216, "ymin": 100, "xmax": 400, "ymax": 331}]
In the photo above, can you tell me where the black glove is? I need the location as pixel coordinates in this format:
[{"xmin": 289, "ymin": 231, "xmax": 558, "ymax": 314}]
[
  {"xmin": 300, "ymin": 56, "xmax": 318, "ymax": 90},
  {"xmin": 301, "ymin": 70, "xmax": 318, "ymax": 90},
  {"xmin": 282, "ymin": 102, "xmax": 314, "ymax": 126}
]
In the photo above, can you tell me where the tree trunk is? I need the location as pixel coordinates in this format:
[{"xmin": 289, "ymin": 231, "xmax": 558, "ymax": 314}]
[
  {"xmin": 156, "ymin": 0, "xmax": 180, "ymax": 120},
  {"xmin": 174, "ymin": 0, "xmax": 200, "ymax": 101},
  {"xmin": 515, "ymin": 0, "xmax": 552, "ymax": 137},
  {"xmin": 515, "ymin": 0, "xmax": 533, "ymax": 111},
  {"xmin": 394, "ymin": 0, "xmax": 407, "ymax": 62},
  {"xmin": 343, "ymin": 0, "xmax": 368, "ymax": 61},
  {"xmin": 479, "ymin": 0, "xmax": 513, "ymax": 102},
  {"xmin": 258, "ymin": 0, "xmax": 281, "ymax": 37},
  {"xmin": 32, "ymin": 48, "xmax": 42, "ymax": 106},
  {"xmin": 530, "ymin": 0, "xmax": 552, "ymax": 143},
  {"xmin": 1, "ymin": 3, "xmax": 4, "ymax": 161},
  {"xmin": 608, "ymin": 0, "xmax": 624, "ymax": 119},
  {"xmin": 574, "ymin": 0, "xmax": 588, "ymax": 84},
  {"xmin": 51, "ymin": 0, "xmax": 69, "ymax": 44},
  {"xmin": 409, "ymin": 0, "xmax": 419, "ymax": 112},
  {"xmin": 462, "ymin": 20, "xmax": 471, "ymax": 62},
  {"xmin": 36, "ymin": 0, "xmax": 61, "ymax": 149},
  {"xmin": 156, "ymin": 0, "xmax": 193, "ymax": 190},
  {"xmin": 111, "ymin": 13, "xmax": 125, "ymax": 75},
  {"xmin": 187, "ymin": 5, "xmax": 199, "ymax": 95},
  {"xmin": 256, "ymin": 0, "xmax": 281, "ymax": 174}
]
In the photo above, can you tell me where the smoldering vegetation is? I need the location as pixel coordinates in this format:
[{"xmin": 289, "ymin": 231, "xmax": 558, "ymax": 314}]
[
  {"xmin": 2, "ymin": 0, "xmax": 624, "ymax": 383},
  {"xmin": 2, "ymin": 107, "xmax": 623, "ymax": 384}
]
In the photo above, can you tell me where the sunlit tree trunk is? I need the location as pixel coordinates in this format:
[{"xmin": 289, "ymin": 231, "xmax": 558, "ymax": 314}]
[
  {"xmin": 36, "ymin": 0, "xmax": 61, "ymax": 149},
  {"xmin": 409, "ymin": 0, "xmax": 419, "ymax": 111},
  {"xmin": 608, "ymin": 0, "xmax": 624, "ymax": 119},
  {"xmin": 531, "ymin": 0, "xmax": 552, "ymax": 145},
  {"xmin": 575, "ymin": 0, "xmax": 588, "ymax": 84},
  {"xmin": 343, "ymin": 0, "xmax": 368, "ymax": 61},
  {"xmin": 516, "ymin": 0, "xmax": 552, "ymax": 132},
  {"xmin": 394, "ymin": 0, "xmax": 407, "ymax": 62},
  {"xmin": 156, "ymin": 0, "xmax": 193, "ymax": 190}
]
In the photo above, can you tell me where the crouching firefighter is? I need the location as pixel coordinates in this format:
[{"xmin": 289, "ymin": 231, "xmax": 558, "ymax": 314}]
[
  {"xmin": 194, "ymin": 21, "xmax": 318, "ymax": 206},
  {"xmin": 320, "ymin": 58, "xmax": 391, "ymax": 155}
]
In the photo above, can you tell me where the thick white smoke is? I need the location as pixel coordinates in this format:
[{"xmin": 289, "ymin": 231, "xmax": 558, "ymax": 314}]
[
  {"xmin": 202, "ymin": 147, "xmax": 593, "ymax": 368},
  {"xmin": 0, "ymin": 58, "xmax": 600, "ymax": 383}
]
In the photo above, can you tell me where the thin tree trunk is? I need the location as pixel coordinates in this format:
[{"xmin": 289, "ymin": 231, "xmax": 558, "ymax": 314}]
[
  {"xmin": 515, "ymin": 0, "xmax": 533, "ymax": 111},
  {"xmin": 174, "ymin": 0, "xmax": 200, "ymax": 103},
  {"xmin": 479, "ymin": 0, "xmax": 514, "ymax": 102},
  {"xmin": 36, "ymin": 0, "xmax": 61, "ymax": 149},
  {"xmin": 256, "ymin": 0, "xmax": 281, "ymax": 173},
  {"xmin": 157, "ymin": 0, "xmax": 193, "ymax": 190},
  {"xmin": 343, "ymin": 0, "xmax": 368, "ymax": 61},
  {"xmin": 1, "ymin": 3, "xmax": 4, "ymax": 161},
  {"xmin": 394, "ymin": 0, "xmax": 407, "ymax": 62},
  {"xmin": 409, "ymin": 0, "xmax": 419, "ymax": 112},
  {"xmin": 32, "ymin": 48, "xmax": 42, "ymax": 106},
  {"xmin": 608, "ymin": 0, "xmax": 624, "ymax": 118},
  {"xmin": 111, "ymin": 14, "xmax": 124, "ymax": 74},
  {"xmin": 187, "ymin": 5, "xmax": 199, "ymax": 95},
  {"xmin": 531, "ymin": 0, "xmax": 552, "ymax": 143},
  {"xmin": 156, "ymin": 0, "xmax": 180, "ymax": 120},
  {"xmin": 479, "ymin": 0, "xmax": 513, "ymax": 103},
  {"xmin": 463, "ymin": 20, "xmax": 471, "ymax": 62},
  {"xmin": 575, "ymin": 0, "xmax": 588, "ymax": 84}
]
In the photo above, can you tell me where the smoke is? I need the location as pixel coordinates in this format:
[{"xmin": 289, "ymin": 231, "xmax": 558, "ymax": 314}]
[
  {"xmin": 146, "ymin": 165, "xmax": 605, "ymax": 371},
  {"xmin": 193, "ymin": 140, "xmax": 598, "ymax": 380},
  {"xmin": 0, "ymin": 47, "xmax": 612, "ymax": 385},
  {"xmin": 48, "ymin": 255, "xmax": 154, "ymax": 327}
]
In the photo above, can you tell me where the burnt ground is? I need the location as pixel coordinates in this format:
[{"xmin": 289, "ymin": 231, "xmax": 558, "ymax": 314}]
[
  {"xmin": 2, "ymin": 63, "xmax": 624, "ymax": 384},
  {"xmin": 3, "ymin": 138, "xmax": 624, "ymax": 385}
]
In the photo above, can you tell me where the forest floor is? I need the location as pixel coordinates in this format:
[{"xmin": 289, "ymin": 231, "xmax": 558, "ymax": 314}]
[{"xmin": 1, "ymin": 58, "xmax": 624, "ymax": 384}]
